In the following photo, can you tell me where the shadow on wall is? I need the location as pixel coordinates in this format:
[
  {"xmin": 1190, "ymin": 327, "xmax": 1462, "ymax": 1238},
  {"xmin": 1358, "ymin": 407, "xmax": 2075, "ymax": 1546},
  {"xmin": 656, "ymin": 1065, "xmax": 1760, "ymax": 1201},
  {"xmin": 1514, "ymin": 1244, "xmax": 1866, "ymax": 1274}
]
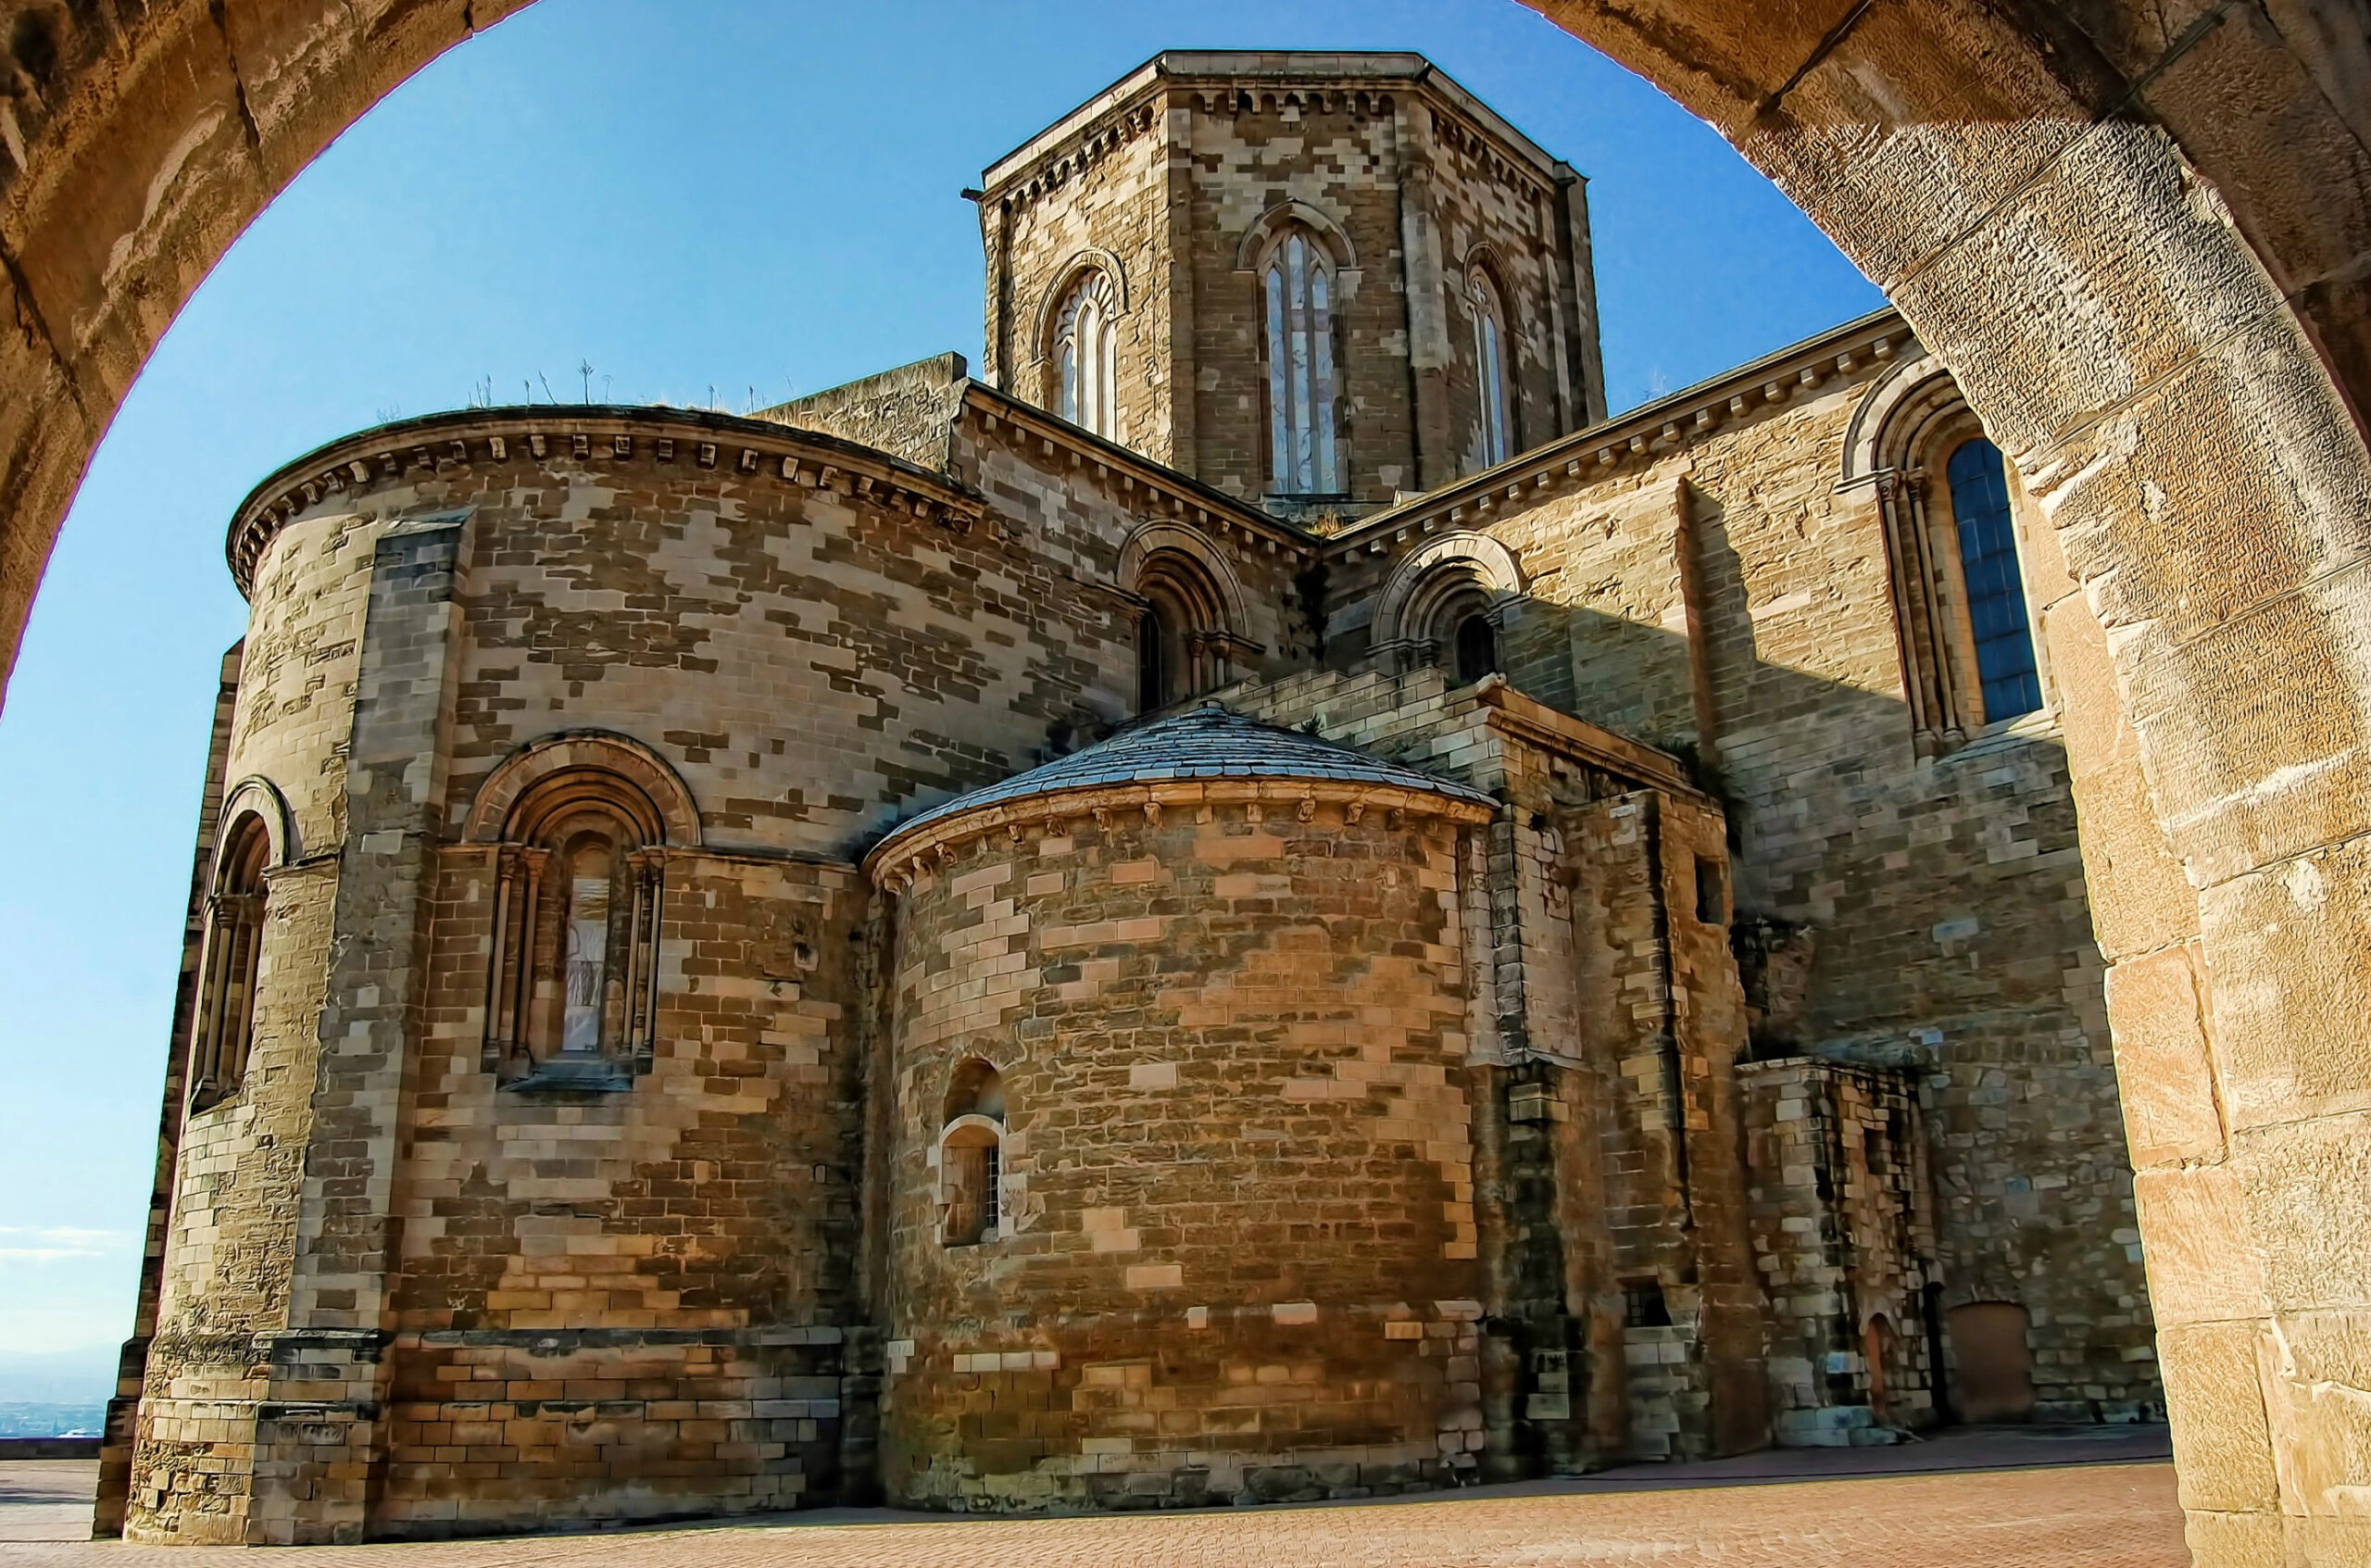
[{"xmin": 1324, "ymin": 511, "xmax": 2151, "ymax": 1427}]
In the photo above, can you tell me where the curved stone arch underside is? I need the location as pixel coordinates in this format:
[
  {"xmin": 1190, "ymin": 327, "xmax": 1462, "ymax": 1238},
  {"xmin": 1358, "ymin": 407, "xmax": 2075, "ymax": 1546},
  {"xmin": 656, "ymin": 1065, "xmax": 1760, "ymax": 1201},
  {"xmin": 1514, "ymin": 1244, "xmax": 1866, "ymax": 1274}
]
[
  {"xmin": 461, "ymin": 731, "xmax": 704, "ymax": 847},
  {"xmin": 1119, "ymin": 520, "xmax": 1252, "ymax": 634},
  {"xmin": 213, "ymin": 775, "xmax": 298, "ymax": 879},
  {"xmin": 11, "ymin": 0, "xmax": 2371, "ymax": 1552},
  {"xmin": 1372, "ymin": 531, "xmax": 1525, "ymax": 648}
]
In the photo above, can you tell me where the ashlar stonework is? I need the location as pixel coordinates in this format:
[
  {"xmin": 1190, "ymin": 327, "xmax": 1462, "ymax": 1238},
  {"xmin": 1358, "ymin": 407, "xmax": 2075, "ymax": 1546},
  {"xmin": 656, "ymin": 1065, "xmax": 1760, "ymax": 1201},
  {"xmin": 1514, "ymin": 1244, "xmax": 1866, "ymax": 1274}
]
[{"xmin": 97, "ymin": 51, "xmax": 2158, "ymax": 1543}]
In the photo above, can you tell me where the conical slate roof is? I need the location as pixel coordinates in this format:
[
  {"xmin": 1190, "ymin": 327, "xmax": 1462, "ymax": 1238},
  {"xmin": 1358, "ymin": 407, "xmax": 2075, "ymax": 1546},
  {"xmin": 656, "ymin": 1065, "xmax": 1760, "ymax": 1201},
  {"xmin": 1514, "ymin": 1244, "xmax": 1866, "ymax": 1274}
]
[{"xmin": 873, "ymin": 703, "xmax": 1497, "ymax": 858}]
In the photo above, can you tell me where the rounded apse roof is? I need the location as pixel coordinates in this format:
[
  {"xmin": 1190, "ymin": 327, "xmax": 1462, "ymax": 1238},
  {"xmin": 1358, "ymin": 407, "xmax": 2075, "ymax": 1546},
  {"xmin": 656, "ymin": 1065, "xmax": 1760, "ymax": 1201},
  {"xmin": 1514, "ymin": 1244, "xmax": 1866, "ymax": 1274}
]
[{"xmin": 870, "ymin": 702, "xmax": 1498, "ymax": 867}]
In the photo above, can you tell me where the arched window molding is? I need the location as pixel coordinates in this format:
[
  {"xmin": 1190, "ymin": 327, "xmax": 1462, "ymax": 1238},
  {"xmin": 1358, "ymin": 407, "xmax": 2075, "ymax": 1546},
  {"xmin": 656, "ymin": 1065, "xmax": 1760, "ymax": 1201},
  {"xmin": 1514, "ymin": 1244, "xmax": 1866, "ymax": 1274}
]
[
  {"xmin": 187, "ymin": 782, "xmax": 291, "ymax": 1114},
  {"xmin": 940, "ymin": 1060, "xmax": 1007, "ymax": 1248},
  {"xmin": 1847, "ymin": 361, "xmax": 2049, "ymax": 753},
  {"xmin": 1466, "ymin": 263, "xmax": 1514, "ymax": 470},
  {"xmin": 1256, "ymin": 228, "xmax": 1344, "ymax": 495},
  {"xmin": 1121, "ymin": 525, "xmax": 1255, "ymax": 712},
  {"xmin": 1373, "ymin": 533, "xmax": 1524, "ymax": 679},
  {"xmin": 1048, "ymin": 268, "xmax": 1121, "ymax": 441},
  {"xmin": 463, "ymin": 734, "xmax": 698, "ymax": 1091}
]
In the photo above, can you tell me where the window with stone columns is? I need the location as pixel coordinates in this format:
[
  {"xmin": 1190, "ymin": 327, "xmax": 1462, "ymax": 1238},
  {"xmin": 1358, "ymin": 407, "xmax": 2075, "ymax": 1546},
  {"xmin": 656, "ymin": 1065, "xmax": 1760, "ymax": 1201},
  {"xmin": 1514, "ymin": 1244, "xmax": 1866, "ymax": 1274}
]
[
  {"xmin": 1260, "ymin": 229, "xmax": 1342, "ymax": 495},
  {"xmin": 1053, "ymin": 270, "xmax": 1120, "ymax": 441},
  {"xmin": 1467, "ymin": 266, "xmax": 1514, "ymax": 470},
  {"xmin": 940, "ymin": 1059, "xmax": 1006, "ymax": 1248},
  {"xmin": 1855, "ymin": 369, "xmax": 2048, "ymax": 754},
  {"xmin": 1134, "ymin": 549, "xmax": 1235, "ymax": 711},
  {"xmin": 480, "ymin": 768, "xmax": 669, "ymax": 1090},
  {"xmin": 187, "ymin": 811, "xmax": 273, "ymax": 1112}
]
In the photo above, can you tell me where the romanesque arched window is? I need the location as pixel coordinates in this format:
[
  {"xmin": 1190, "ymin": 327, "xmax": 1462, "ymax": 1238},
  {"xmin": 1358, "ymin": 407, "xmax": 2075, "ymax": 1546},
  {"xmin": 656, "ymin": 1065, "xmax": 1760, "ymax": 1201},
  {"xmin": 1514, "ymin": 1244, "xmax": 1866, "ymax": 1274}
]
[
  {"xmin": 1054, "ymin": 270, "xmax": 1119, "ymax": 440},
  {"xmin": 1944, "ymin": 437, "xmax": 2041, "ymax": 722},
  {"xmin": 188, "ymin": 811, "xmax": 273, "ymax": 1112},
  {"xmin": 1372, "ymin": 535, "xmax": 1524, "ymax": 685},
  {"xmin": 1134, "ymin": 550, "xmax": 1232, "ymax": 711},
  {"xmin": 1847, "ymin": 362, "xmax": 2049, "ymax": 753},
  {"xmin": 940, "ymin": 1059, "xmax": 1006, "ymax": 1248},
  {"xmin": 1261, "ymin": 230, "xmax": 1341, "ymax": 495},
  {"xmin": 1454, "ymin": 608, "xmax": 1500, "ymax": 686},
  {"xmin": 1468, "ymin": 268, "xmax": 1512, "ymax": 470},
  {"xmin": 465, "ymin": 736, "xmax": 697, "ymax": 1091}
]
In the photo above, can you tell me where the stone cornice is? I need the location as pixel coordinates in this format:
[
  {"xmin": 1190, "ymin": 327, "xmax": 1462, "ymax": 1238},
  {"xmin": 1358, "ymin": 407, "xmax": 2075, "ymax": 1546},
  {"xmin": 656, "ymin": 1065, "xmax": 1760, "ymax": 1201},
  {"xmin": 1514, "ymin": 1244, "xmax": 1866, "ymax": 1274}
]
[
  {"xmin": 226, "ymin": 406, "xmax": 985, "ymax": 597},
  {"xmin": 863, "ymin": 775, "xmax": 1497, "ymax": 892},
  {"xmin": 1323, "ymin": 307, "xmax": 1913, "ymax": 562},
  {"xmin": 1469, "ymin": 676, "xmax": 1707, "ymax": 802},
  {"xmin": 982, "ymin": 51, "xmax": 1572, "ymax": 217},
  {"xmin": 957, "ymin": 384, "xmax": 1319, "ymax": 562}
]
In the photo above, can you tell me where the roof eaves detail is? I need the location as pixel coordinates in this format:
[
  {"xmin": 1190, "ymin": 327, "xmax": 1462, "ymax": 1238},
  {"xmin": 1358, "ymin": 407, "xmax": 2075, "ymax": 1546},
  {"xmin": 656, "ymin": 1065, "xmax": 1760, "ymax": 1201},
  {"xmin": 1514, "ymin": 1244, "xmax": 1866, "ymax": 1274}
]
[
  {"xmin": 958, "ymin": 385, "xmax": 1317, "ymax": 559},
  {"xmin": 226, "ymin": 407, "xmax": 985, "ymax": 597},
  {"xmin": 1325, "ymin": 308, "xmax": 1912, "ymax": 558}
]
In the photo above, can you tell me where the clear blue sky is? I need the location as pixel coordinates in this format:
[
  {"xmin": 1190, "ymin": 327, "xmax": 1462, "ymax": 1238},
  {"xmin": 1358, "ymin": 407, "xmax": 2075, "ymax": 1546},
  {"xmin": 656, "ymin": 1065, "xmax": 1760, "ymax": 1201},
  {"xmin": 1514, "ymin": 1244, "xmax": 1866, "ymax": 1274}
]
[{"xmin": 0, "ymin": 0, "xmax": 1879, "ymax": 1389}]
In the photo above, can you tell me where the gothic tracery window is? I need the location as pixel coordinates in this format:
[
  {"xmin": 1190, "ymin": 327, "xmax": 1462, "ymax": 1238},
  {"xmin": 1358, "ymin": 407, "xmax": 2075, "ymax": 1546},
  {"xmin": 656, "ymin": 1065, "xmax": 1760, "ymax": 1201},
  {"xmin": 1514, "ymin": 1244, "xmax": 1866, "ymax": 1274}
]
[
  {"xmin": 1261, "ymin": 232, "xmax": 1341, "ymax": 495},
  {"xmin": 1862, "ymin": 372, "xmax": 2049, "ymax": 752},
  {"xmin": 189, "ymin": 813, "xmax": 272, "ymax": 1112},
  {"xmin": 1055, "ymin": 270, "xmax": 1120, "ymax": 440},
  {"xmin": 1469, "ymin": 269, "xmax": 1512, "ymax": 470}
]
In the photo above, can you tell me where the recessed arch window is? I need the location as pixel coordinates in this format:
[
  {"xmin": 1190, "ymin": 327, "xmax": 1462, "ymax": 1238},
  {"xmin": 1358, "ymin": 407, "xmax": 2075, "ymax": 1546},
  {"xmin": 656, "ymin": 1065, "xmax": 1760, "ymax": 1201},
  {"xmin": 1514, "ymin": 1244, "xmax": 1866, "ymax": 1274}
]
[
  {"xmin": 1134, "ymin": 550, "xmax": 1234, "ymax": 711},
  {"xmin": 1851, "ymin": 365, "xmax": 2049, "ymax": 752},
  {"xmin": 1468, "ymin": 268, "xmax": 1512, "ymax": 470},
  {"xmin": 1454, "ymin": 608, "xmax": 1500, "ymax": 686},
  {"xmin": 1054, "ymin": 270, "xmax": 1119, "ymax": 440},
  {"xmin": 1944, "ymin": 438, "xmax": 2041, "ymax": 721},
  {"xmin": 940, "ymin": 1059, "xmax": 1007, "ymax": 1248},
  {"xmin": 188, "ymin": 812, "xmax": 273, "ymax": 1112},
  {"xmin": 1261, "ymin": 231, "xmax": 1341, "ymax": 495},
  {"xmin": 479, "ymin": 766, "xmax": 671, "ymax": 1088}
]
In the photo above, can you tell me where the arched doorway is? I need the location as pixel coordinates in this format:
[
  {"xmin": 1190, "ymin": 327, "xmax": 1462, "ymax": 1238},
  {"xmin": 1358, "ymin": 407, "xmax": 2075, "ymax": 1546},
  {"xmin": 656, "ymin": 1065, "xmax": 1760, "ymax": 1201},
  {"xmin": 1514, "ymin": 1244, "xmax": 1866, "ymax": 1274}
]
[{"xmin": 5, "ymin": 1, "xmax": 2365, "ymax": 1552}]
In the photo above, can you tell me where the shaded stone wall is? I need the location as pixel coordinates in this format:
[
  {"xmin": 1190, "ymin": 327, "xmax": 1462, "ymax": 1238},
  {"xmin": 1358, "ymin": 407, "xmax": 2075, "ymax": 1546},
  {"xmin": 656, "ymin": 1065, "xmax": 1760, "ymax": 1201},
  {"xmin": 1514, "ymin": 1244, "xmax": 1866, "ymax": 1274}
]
[
  {"xmin": 1313, "ymin": 321, "xmax": 2155, "ymax": 1424},
  {"xmin": 872, "ymin": 782, "xmax": 1488, "ymax": 1509},
  {"xmin": 1741, "ymin": 1060, "xmax": 1939, "ymax": 1446}
]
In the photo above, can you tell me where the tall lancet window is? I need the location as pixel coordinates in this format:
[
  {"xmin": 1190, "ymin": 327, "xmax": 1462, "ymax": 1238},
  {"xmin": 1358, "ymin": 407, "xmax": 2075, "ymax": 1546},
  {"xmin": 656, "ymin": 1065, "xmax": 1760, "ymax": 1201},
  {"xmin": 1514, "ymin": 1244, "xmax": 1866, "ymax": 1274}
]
[
  {"xmin": 1055, "ymin": 270, "xmax": 1119, "ymax": 439},
  {"xmin": 1263, "ymin": 232, "xmax": 1340, "ymax": 494},
  {"xmin": 1469, "ymin": 269, "xmax": 1512, "ymax": 469}
]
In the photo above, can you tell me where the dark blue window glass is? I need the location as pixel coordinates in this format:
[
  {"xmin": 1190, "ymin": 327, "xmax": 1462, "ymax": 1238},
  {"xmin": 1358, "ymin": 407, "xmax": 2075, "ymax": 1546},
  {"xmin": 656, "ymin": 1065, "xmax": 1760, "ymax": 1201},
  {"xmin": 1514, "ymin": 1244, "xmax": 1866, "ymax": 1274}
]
[{"xmin": 1945, "ymin": 438, "xmax": 2041, "ymax": 721}]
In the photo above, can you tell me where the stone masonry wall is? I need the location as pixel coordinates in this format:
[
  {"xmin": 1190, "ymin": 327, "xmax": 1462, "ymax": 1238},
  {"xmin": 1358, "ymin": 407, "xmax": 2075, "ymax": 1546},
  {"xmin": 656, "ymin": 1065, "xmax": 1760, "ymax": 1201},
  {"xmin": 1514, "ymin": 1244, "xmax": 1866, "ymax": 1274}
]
[
  {"xmin": 1317, "ymin": 342, "xmax": 2158, "ymax": 1422},
  {"xmin": 1742, "ymin": 1060, "xmax": 1939, "ymax": 1447},
  {"xmin": 126, "ymin": 510, "xmax": 384, "ymax": 1544},
  {"xmin": 380, "ymin": 850, "xmax": 868, "ymax": 1536},
  {"xmin": 875, "ymin": 784, "xmax": 1487, "ymax": 1510}
]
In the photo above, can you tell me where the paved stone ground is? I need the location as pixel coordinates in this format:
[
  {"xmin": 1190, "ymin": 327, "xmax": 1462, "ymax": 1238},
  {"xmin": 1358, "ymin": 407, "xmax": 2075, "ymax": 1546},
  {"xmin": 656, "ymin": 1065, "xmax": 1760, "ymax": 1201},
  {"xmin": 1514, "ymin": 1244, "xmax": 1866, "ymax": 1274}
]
[{"xmin": 0, "ymin": 1428, "xmax": 2186, "ymax": 1566}]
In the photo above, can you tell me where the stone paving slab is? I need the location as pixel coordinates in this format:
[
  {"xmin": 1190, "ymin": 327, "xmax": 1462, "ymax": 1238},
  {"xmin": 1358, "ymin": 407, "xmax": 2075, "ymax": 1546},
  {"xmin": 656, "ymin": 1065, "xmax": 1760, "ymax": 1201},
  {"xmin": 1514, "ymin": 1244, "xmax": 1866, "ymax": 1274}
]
[{"xmin": 0, "ymin": 1451, "xmax": 2185, "ymax": 1567}]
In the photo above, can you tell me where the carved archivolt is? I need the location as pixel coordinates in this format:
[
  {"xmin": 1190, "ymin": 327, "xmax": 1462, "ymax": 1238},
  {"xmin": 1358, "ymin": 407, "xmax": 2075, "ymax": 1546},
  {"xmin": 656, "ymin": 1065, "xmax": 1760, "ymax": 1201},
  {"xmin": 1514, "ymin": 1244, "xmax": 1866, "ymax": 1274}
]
[
  {"xmin": 1235, "ymin": 199, "xmax": 1359, "ymax": 273},
  {"xmin": 463, "ymin": 732, "xmax": 701, "ymax": 847},
  {"xmin": 1372, "ymin": 532, "xmax": 1524, "ymax": 653},
  {"xmin": 463, "ymin": 734, "xmax": 700, "ymax": 1087}
]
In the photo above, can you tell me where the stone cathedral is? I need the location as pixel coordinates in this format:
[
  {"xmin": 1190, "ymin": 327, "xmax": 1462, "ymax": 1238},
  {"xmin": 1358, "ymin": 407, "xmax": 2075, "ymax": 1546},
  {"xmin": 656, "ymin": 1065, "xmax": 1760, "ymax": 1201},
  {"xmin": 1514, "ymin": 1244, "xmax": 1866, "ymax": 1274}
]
[{"xmin": 100, "ymin": 52, "xmax": 2162, "ymax": 1545}]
